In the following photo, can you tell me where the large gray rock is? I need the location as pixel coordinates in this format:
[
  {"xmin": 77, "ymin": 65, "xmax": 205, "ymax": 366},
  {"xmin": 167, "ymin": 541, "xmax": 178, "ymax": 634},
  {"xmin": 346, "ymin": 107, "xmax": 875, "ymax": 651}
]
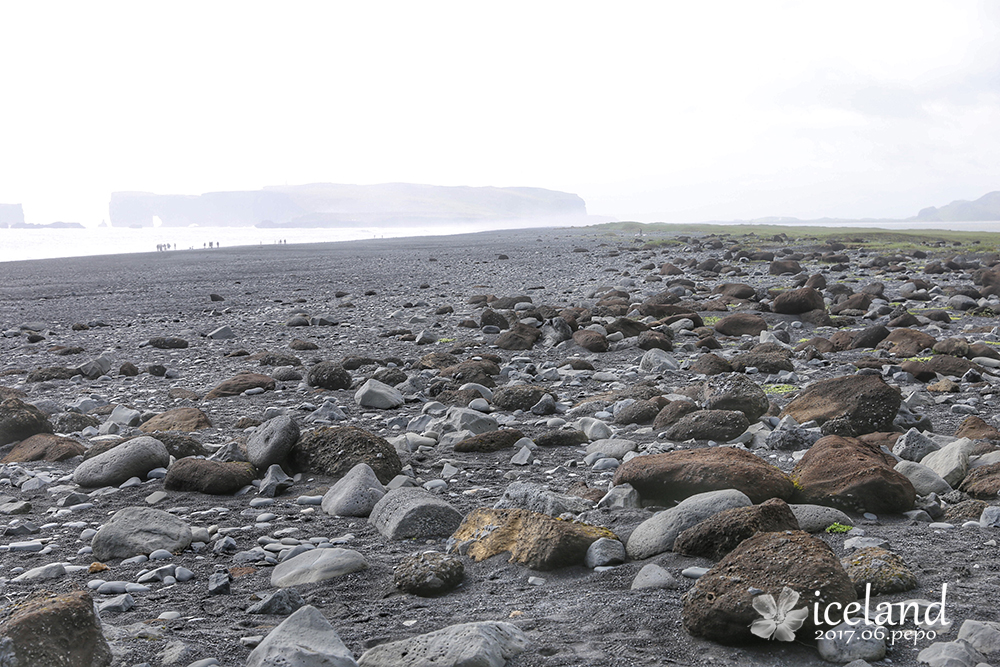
[
  {"xmin": 626, "ymin": 489, "xmax": 751, "ymax": 560},
  {"xmin": 247, "ymin": 415, "xmax": 300, "ymax": 469},
  {"xmin": 73, "ymin": 436, "xmax": 169, "ymax": 487},
  {"xmin": 357, "ymin": 621, "xmax": 528, "ymax": 667},
  {"xmin": 916, "ymin": 640, "xmax": 987, "ymax": 667},
  {"xmin": 493, "ymin": 481, "xmax": 594, "ymax": 516},
  {"xmin": 701, "ymin": 373, "xmax": 770, "ymax": 422},
  {"xmin": 354, "ymin": 379, "xmax": 404, "ymax": 409},
  {"xmin": 91, "ymin": 506, "xmax": 192, "ymax": 561},
  {"xmin": 894, "ymin": 460, "xmax": 953, "ymax": 496},
  {"xmin": 638, "ymin": 348, "xmax": 679, "ymax": 373},
  {"xmin": 789, "ymin": 504, "xmax": 854, "ymax": 533},
  {"xmin": 247, "ymin": 605, "xmax": 358, "ymax": 667},
  {"xmin": 322, "ymin": 463, "xmax": 386, "ymax": 517},
  {"xmin": 893, "ymin": 428, "xmax": 940, "ymax": 462},
  {"xmin": 817, "ymin": 621, "xmax": 886, "ymax": 663},
  {"xmin": 270, "ymin": 548, "xmax": 369, "ymax": 587},
  {"xmin": 585, "ymin": 438, "xmax": 637, "ymax": 460},
  {"xmin": 957, "ymin": 619, "xmax": 1000, "ymax": 655},
  {"xmin": 920, "ymin": 438, "xmax": 975, "ymax": 487},
  {"xmin": 369, "ymin": 488, "xmax": 464, "ymax": 540},
  {"xmin": 439, "ymin": 407, "xmax": 498, "ymax": 435}
]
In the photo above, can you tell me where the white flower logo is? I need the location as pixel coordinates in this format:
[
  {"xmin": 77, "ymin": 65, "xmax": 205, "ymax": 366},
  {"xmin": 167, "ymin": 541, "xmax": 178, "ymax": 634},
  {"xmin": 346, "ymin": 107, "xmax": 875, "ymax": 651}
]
[{"xmin": 750, "ymin": 586, "xmax": 809, "ymax": 641}]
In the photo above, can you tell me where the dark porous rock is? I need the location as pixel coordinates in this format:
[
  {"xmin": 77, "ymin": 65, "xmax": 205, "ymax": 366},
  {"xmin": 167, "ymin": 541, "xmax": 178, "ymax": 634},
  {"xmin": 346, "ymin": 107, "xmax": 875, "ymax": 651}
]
[
  {"xmin": 689, "ymin": 353, "xmax": 733, "ymax": 375},
  {"xmin": 306, "ymin": 361, "xmax": 352, "ymax": 391},
  {"xmin": 820, "ymin": 416, "xmax": 857, "ymax": 438},
  {"xmin": 259, "ymin": 352, "xmax": 302, "ymax": 367},
  {"xmin": 766, "ymin": 427, "xmax": 821, "ymax": 451},
  {"xmin": 606, "ymin": 317, "xmax": 648, "ymax": 338},
  {"xmin": 674, "ymin": 498, "xmax": 801, "ymax": 561},
  {"xmin": 781, "ymin": 374, "xmax": 900, "ymax": 435},
  {"xmin": 959, "ymin": 463, "xmax": 1000, "ymax": 499},
  {"xmin": 341, "ymin": 355, "xmax": 379, "ymax": 370},
  {"xmin": 55, "ymin": 412, "xmax": 100, "ymax": 433},
  {"xmin": 372, "ymin": 367, "xmax": 407, "ymax": 386},
  {"xmin": 147, "ymin": 364, "xmax": 167, "ymax": 377},
  {"xmin": 612, "ymin": 447, "xmax": 794, "ymax": 505},
  {"xmin": 701, "ymin": 373, "xmax": 769, "ymax": 421},
  {"xmin": 652, "ymin": 400, "xmax": 699, "ymax": 429},
  {"xmin": 394, "ymin": 551, "xmax": 465, "ymax": 596},
  {"xmin": 247, "ymin": 588, "xmax": 306, "ymax": 615},
  {"xmin": 0, "ymin": 590, "xmax": 112, "ymax": 667},
  {"xmin": 291, "ymin": 425, "xmax": 401, "ymax": 484},
  {"xmin": 439, "ymin": 359, "xmax": 500, "ymax": 387},
  {"xmin": 0, "ymin": 398, "xmax": 54, "ymax": 446},
  {"xmin": 495, "ymin": 323, "xmax": 542, "ymax": 350},
  {"xmin": 665, "ymin": 409, "xmax": 749, "ymax": 442},
  {"xmin": 118, "ymin": 362, "xmax": 140, "ymax": 377},
  {"xmin": 451, "ymin": 507, "xmax": 617, "ymax": 570},
  {"xmin": 851, "ymin": 324, "xmax": 890, "ymax": 350},
  {"xmin": 942, "ymin": 499, "xmax": 987, "ymax": 523},
  {"xmin": 480, "ymin": 308, "xmax": 510, "ymax": 330},
  {"xmin": 840, "ymin": 546, "xmax": 917, "ymax": 596},
  {"xmin": 772, "ymin": 287, "xmax": 825, "ymax": 315},
  {"xmin": 148, "ymin": 336, "xmax": 189, "ymax": 349},
  {"xmin": 572, "ymin": 329, "xmax": 609, "ymax": 352},
  {"xmin": 714, "ymin": 313, "xmax": 767, "ymax": 337},
  {"xmin": 534, "ymin": 429, "xmax": 588, "ymax": 447},
  {"xmin": 26, "ymin": 366, "xmax": 79, "ymax": 382},
  {"xmin": 1, "ymin": 433, "xmax": 84, "ymax": 463},
  {"xmin": 138, "ymin": 407, "xmax": 212, "ymax": 433},
  {"xmin": 163, "ymin": 458, "xmax": 256, "ymax": 495},
  {"xmin": 791, "ymin": 435, "xmax": 916, "ymax": 513},
  {"xmin": 955, "ymin": 416, "xmax": 1000, "ymax": 441},
  {"xmin": 205, "ymin": 373, "xmax": 276, "ymax": 399},
  {"xmin": 493, "ymin": 385, "xmax": 552, "ymax": 412},
  {"xmin": 682, "ymin": 530, "xmax": 856, "ymax": 644},
  {"xmin": 901, "ymin": 356, "xmax": 982, "ymax": 382},
  {"xmin": 454, "ymin": 429, "xmax": 525, "ymax": 453}
]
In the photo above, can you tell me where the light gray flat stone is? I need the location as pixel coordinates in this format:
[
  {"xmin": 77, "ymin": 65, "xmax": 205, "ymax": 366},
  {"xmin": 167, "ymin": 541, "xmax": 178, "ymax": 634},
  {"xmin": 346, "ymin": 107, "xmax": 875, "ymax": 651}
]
[{"xmin": 270, "ymin": 548, "xmax": 368, "ymax": 587}]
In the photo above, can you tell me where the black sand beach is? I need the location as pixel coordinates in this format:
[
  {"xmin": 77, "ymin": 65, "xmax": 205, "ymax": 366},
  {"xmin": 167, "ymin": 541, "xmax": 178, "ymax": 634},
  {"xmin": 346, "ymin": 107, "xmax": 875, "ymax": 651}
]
[{"xmin": 1, "ymin": 226, "xmax": 1000, "ymax": 667}]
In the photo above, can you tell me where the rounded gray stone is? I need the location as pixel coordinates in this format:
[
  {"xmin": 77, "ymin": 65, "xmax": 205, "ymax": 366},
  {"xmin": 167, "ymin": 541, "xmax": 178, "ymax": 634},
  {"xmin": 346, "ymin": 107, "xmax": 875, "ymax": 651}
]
[
  {"xmin": 368, "ymin": 488, "xmax": 463, "ymax": 540},
  {"xmin": 73, "ymin": 436, "xmax": 169, "ymax": 488},
  {"xmin": 246, "ymin": 415, "xmax": 300, "ymax": 469},
  {"xmin": 321, "ymin": 463, "xmax": 386, "ymax": 517},
  {"xmin": 91, "ymin": 506, "xmax": 193, "ymax": 561},
  {"xmin": 270, "ymin": 548, "xmax": 368, "ymax": 587}
]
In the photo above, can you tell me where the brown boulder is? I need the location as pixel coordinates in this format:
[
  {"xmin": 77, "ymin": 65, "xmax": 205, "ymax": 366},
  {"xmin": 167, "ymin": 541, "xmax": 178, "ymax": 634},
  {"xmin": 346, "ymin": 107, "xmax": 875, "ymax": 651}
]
[
  {"xmin": 933, "ymin": 337, "xmax": 971, "ymax": 358},
  {"xmin": 955, "ymin": 415, "xmax": 1000, "ymax": 441},
  {"xmin": 652, "ymin": 400, "xmax": 699, "ymax": 429},
  {"xmin": 139, "ymin": 407, "xmax": 212, "ymax": 432},
  {"xmin": 0, "ymin": 590, "xmax": 112, "ymax": 666},
  {"xmin": 163, "ymin": 459, "xmax": 256, "ymax": 495},
  {"xmin": 900, "ymin": 355, "xmax": 982, "ymax": 382},
  {"xmin": 713, "ymin": 312, "xmax": 767, "ymax": 337},
  {"xmin": 1, "ymin": 433, "xmax": 85, "ymax": 463},
  {"xmin": 879, "ymin": 328, "xmax": 936, "ymax": 358},
  {"xmin": 791, "ymin": 435, "xmax": 916, "ymax": 513},
  {"xmin": 205, "ymin": 373, "xmax": 276, "ymax": 399},
  {"xmin": 612, "ymin": 447, "xmax": 794, "ymax": 505},
  {"xmin": 290, "ymin": 426, "xmax": 401, "ymax": 483},
  {"xmin": 493, "ymin": 385, "xmax": 552, "ymax": 411},
  {"xmin": 794, "ymin": 337, "xmax": 835, "ymax": 354},
  {"xmin": 682, "ymin": 530, "xmax": 856, "ymax": 644},
  {"xmin": 664, "ymin": 410, "xmax": 750, "ymax": 442},
  {"xmin": 572, "ymin": 329, "xmax": 608, "ymax": 352},
  {"xmin": 306, "ymin": 362, "xmax": 352, "ymax": 390},
  {"xmin": 689, "ymin": 353, "xmax": 733, "ymax": 375},
  {"xmin": 830, "ymin": 292, "xmax": 873, "ymax": 315},
  {"xmin": 495, "ymin": 323, "xmax": 541, "ymax": 350},
  {"xmin": 637, "ymin": 330, "xmax": 673, "ymax": 351},
  {"xmin": 534, "ymin": 429, "xmax": 588, "ymax": 447},
  {"xmin": 772, "ymin": 287, "xmax": 825, "ymax": 315},
  {"xmin": 674, "ymin": 498, "xmax": 800, "ymax": 561},
  {"xmin": 781, "ymin": 374, "xmax": 900, "ymax": 435},
  {"xmin": 0, "ymin": 398, "xmax": 53, "ymax": 446},
  {"xmin": 454, "ymin": 429, "xmax": 525, "ymax": 453},
  {"xmin": 769, "ymin": 260, "xmax": 802, "ymax": 275},
  {"xmin": 959, "ymin": 463, "xmax": 1000, "ymax": 499},
  {"xmin": 451, "ymin": 507, "xmax": 617, "ymax": 570}
]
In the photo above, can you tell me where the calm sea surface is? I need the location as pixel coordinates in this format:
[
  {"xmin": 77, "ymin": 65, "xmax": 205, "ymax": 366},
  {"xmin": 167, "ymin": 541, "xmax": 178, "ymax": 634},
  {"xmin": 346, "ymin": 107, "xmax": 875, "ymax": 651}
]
[{"xmin": 1, "ymin": 219, "xmax": 998, "ymax": 264}]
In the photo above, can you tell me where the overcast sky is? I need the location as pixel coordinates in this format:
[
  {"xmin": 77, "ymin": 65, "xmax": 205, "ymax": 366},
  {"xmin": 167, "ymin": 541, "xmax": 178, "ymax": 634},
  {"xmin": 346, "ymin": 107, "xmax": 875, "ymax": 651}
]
[{"xmin": 1, "ymin": 1, "xmax": 997, "ymax": 225}]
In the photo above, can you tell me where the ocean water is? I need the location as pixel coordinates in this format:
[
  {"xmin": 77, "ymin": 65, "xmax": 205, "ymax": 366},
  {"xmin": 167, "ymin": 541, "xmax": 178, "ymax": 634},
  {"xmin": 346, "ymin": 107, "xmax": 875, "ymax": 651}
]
[
  {"xmin": 1, "ymin": 219, "xmax": 997, "ymax": 264},
  {"xmin": 0, "ymin": 220, "xmax": 564, "ymax": 264}
]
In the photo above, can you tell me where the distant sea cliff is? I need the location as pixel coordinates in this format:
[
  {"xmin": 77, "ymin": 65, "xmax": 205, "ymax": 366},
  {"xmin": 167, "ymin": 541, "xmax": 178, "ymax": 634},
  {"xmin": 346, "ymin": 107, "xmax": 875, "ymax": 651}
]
[{"xmin": 109, "ymin": 183, "xmax": 588, "ymax": 228}]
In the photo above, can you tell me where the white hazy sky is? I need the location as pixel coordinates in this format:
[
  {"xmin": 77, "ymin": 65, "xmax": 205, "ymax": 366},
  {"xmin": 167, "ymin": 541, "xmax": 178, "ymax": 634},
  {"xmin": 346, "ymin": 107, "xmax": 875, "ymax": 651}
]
[{"xmin": 1, "ymin": 1, "xmax": 998, "ymax": 225}]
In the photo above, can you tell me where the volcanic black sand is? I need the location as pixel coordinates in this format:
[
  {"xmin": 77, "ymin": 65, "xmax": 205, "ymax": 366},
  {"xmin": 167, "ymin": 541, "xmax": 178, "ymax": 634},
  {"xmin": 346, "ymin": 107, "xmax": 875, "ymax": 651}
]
[{"xmin": 0, "ymin": 225, "xmax": 999, "ymax": 666}]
